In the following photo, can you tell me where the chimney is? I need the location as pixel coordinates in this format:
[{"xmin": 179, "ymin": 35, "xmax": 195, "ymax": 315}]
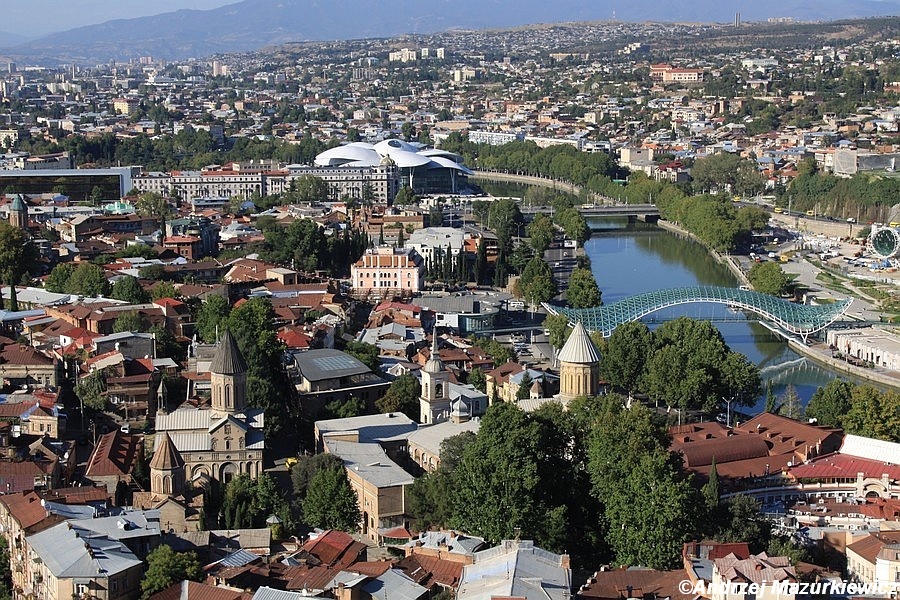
[{"xmin": 560, "ymin": 554, "xmax": 570, "ymax": 569}]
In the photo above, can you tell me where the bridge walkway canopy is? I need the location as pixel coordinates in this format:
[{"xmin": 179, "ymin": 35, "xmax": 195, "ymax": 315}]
[{"xmin": 544, "ymin": 286, "xmax": 852, "ymax": 341}]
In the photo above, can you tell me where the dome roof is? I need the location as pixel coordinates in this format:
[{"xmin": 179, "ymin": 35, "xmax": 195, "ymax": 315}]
[
  {"xmin": 557, "ymin": 321, "xmax": 601, "ymax": 365},
  {"xmin": 314, "ymin": 142, "xmax": 379, "ymax": 166},
  {"xmin": 426, "ymin": 155, "xmax": 475, "ymax": 175},
  {"xmin": 10, "ymin": 194, "xmax": 26, "ymax": 212},
  {"xmin": 451, "ymin": 398, "xmax": 470, "ymax": 417},
  {"xmin": 313, "ymin": 139, "xmax": 471, "ymax": 172},
  {"xmin": 424, "ymin": 335, "xmax": 445, "ymax": 373},
  {"xmin": 150, "ymin": 432, "xmax": 185, "ymax": 471},
  {"xmin": 210, "ymin": 329, "xmax": 248, "ymax": 375}
]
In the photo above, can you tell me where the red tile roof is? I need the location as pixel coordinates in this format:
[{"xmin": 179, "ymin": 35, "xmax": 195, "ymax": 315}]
[
  {"xmin": 397, "ymin": 553, "xmax": 464, "ymax": 589},
  {"xmin": 788, "ymin": 453, "xmax": 900, "ymax": 481},
  {"xmin": 0, "ymin": 491, "xmax": 56, "ymax": 531}
]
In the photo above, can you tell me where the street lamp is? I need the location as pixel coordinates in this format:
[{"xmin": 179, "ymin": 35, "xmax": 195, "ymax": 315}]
[{"xmin": 722, "ymin": 396, "xmax": 733, "ymax": 428}]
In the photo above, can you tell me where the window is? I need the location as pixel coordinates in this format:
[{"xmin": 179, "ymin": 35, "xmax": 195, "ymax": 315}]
[
  {"xmin": 224, "ymin": 424, "xmax": 231, "ymax": 435},
  {"xmin": 435, "ymin": 383, "xmax": 443, "ymax": 398}
]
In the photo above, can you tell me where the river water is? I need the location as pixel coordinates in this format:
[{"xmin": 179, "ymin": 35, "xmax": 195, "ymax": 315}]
[
  {"xmin": 477, "ymin": 178, "xmax": 850, "ymax": 411},
  {"xmin": 584, "ymin": 218, "xmax": 840, "ymax": 412}
]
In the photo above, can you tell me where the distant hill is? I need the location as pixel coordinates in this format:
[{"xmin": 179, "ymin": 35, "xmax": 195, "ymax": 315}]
[{"xmin": 5, "ymin": 0, "xmax": 900, "ymax": 64}]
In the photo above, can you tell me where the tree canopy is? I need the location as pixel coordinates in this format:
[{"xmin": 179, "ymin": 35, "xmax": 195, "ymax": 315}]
[
  {"xmin": 140, "ymin": 545, "xmax": 201, "ymax": 600},
  {"xmin": 567, "ymin": 267, "xmax": 602, "ymax": 308}
]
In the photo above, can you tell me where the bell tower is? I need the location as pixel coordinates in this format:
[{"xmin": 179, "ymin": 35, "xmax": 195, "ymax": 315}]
[
  {"xmin": 210, "ymin": 329, "xmax": 248, "ymax": 416},
  {"xmin": 419, "ymin": 334, "xmax": 451, "ymax": 424}
]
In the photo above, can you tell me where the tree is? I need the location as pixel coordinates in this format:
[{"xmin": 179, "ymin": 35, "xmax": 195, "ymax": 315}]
[
  {"xmin": 393, "ymin": 186, "xmax": 418, "ymax": 206},
  {"xmin": 806, "ymin": 379, "xmax": 853, "ymax": 428},
  {"xmin": 111, "ymin": 275, "xmax": 150, "ymax": 304},
  {"xmin": 843, "ymin": 386, "xmax": 900, "ymax": 442},
  {"xmin": 302, "ymin": 465, "xmax": 360, "ymax": 531},
  {"xmin": 526, "ymin": 214, "xmax": 554, "ymax": 255},
  {"xmin": 473, "ymin": 237, "xmax": 488, "ymax": 285},
  {"xmin": 601, "ymin": 321, "xmax": 652, "ymax": 395},
  {"xmin": 344, "ymin": 341, "xmax": 379, "ymax": 371},
  {"xmin": 64, "ymin": 263, "xmax": 110, "ymax": 297},
  {"xmin": 567, "ymin": 267, "xmax": 602, "ymax": 308},
  {"xmin": 543, "ymin": 313, "xmax": 571, "ymax": 349},
  {"xmin": 748, "ymin": 261, "xmax": 789, "ymax": 296},
  {"xmin": 151, "ymin": 281, "xmax": 180, "ymax": 301},
  {"xmin": 0, "ymin": 221, "xmax": 35, "ymax": 310},
  {"xmin": 291, "ymin": 452, "xmax": 344, "ymax": 509},
  {"xmin": 196, "ymin": 294, "xmax": 231, "ymax": 343},
  {"xmin": 150, "ymin": 325, "xmax": 185, "ymax": 361},
  {"xmin": 450, "ymin": 403, "xmax": 542, "ymax": 544},
  {"xmin": 468, "ymin": 367, "xmax": 486, "ymax": 393},
  {"xmin": 75, "ymin": 370, "xmax": 106, "ymax": 411},
  {"xmin": 44, "ymin": 263, "xmax": 76, "ymax": 293},
  {"xmin": 292, "ymin": 174, "xmax": 329, "ymax": 203},
  {"xmin": 225, "ymin": 299, "xmax": 289, "ymax": 432},
  {"xmin": 702, "ymin": 457, "xmax": 719, "ymax": 511},
  {"xmin": 517, "ymin": 372, "xmax": 533, "ymax": 401},
  {"xmin": 113, "ymin": 311, "xmax": 147, "ymax": 333},
  {"xmin": 140, "ymin": 545, "xmax": 202, "ymax": 599},
  {"xmin": 135, "ymin": 191, "xmax": 173, "ymax": 245},
  {"xmin": 713, "ymin": 494, "xmax": 771, "ymax": 553},
  {"xmin": 324, "ymin": 396, "xmax": 366, "ymax": 420},
  {"xmin": 520, "ymin": 256, "xmax": 557, "ymax": 307},
  {"xmin": 603, "ymin": 448, "xmax": 699, "ymax": 569},
  {"xmin": 407, "ymin": 432, "xmax": 477, "ymax": 530},
  {"xmin": 690, "ymin": 153, "xmax": 764, "ymax": 197},
  {"xmin": 777, "ymin": 384, "xmax": 803, "ymax": 420},
  {"xmin": 376, "ymin": 373, "xmax": 421, "ymax": 420},
  {"xmin": 487, "ymin": 199, "xmax": 524, "ymax": 253}
]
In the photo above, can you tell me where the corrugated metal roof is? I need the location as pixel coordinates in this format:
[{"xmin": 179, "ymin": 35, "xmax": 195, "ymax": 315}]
[
  {"xmin": 253, "ymin": 586, "xmax": 325, "ymax": 600},
  {"xmin": 218, "ymin": 549, "xmax": 260, "ymax": 568},
  {"xmin": 27, "ymin": 521, "xmax": 143, "ymax": 578},
  {"xmin": 361, "ymin": 568, "xmax": 428, "ymax": 600},
  {"xmin": 841, "ymin": 434, "xmax": 900, "ymax": 464},
  {"xmin": 324, "ymin": 440, "xmax": 415, "ymax": 489},
  {"xmin": 458, "ymin": 541, "xmax": 570, "ymax": 600}
]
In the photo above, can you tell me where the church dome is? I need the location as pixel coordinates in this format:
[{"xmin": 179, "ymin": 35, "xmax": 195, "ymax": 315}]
[
  {"xmin": 210, "ymin": 329, "xmax": 248, "ymax": 375},
  {"xmin": 557, "ymin": 321, "xmax": 601, "ymax": 365},
  {"xmin": 424, "ymin": 335, "xmax": 445, "ymax": 373}
]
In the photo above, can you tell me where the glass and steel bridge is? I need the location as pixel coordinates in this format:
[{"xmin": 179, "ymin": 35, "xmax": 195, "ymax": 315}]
[{"xmin": 544, "ymin": 286, "xmax": 852, "ymax": 341}]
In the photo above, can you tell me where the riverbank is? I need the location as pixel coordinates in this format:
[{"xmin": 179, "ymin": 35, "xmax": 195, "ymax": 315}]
[
  {"xmin": 656, "ymin": 220, "xmax": 900, "ymax": 391},
  {"xmin": 787, "ymin": 339, "xmax": 900, "ymax": 390},
  {"xmin": 655, "ymin": 220, "xmax": 751, "ymax": 287}
]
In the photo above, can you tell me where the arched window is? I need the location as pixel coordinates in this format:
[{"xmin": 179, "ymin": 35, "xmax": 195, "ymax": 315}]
[
  {"xmin": 163, "ymin": 476, "xmax": 171, "ymax": 495},
  {"xmin": 435, "ymin": 383, "xmax": 443, "ymax": 398},
  {"xmin": 225, "ymin": 439, "xmax": 231, "ymax": 450},
  {"xmin": 225, "ymin": 385, "xmax": 232, "ymax": 408},
  {"xmin": 211, "ymin": 439, "xmax": 217, "ymax": 451}
]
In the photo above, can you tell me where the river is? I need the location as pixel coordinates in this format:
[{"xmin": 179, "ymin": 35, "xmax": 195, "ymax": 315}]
[
  {"xmin": 476, "ymin": 180, "xmax": 855, "ymax": 411},
  {"xmin": 584, "ymin": 217, "xmax": 841, "ymax": 412}
]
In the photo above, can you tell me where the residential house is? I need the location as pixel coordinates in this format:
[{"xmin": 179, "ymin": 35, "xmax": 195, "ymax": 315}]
[{"xmin": 290, "ymin": 349, "xmax": 391, "ymax": 417}]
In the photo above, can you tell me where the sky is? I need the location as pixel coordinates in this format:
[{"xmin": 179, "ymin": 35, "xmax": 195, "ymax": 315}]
[{"xmin": 2, "ymin": 0, "xmax": 235, "ymax": 38}]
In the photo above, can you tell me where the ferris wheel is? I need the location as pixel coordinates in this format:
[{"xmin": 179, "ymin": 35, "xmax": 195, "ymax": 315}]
[{"xmin": 869, "ymin": 225, "xmax": 900, "ymax": 259}]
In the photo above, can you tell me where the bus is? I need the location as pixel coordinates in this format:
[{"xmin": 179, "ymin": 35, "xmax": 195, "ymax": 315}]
[
  {"xmin": 805, "ymin": 210, "xmax": 815, "ymax": 216},
  {"xmin": 774, "ymin": 207, "xmax": 784, "ymax": 213}
]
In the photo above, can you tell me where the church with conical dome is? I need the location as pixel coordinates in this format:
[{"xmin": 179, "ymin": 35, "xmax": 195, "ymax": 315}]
[
  {"xmin": 152, "ymin": 330, "xmax": 265, "ymax": 489},
  {"xmin": 557, "ymin": 321, "xmax": 602, "ymax": 401}
]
